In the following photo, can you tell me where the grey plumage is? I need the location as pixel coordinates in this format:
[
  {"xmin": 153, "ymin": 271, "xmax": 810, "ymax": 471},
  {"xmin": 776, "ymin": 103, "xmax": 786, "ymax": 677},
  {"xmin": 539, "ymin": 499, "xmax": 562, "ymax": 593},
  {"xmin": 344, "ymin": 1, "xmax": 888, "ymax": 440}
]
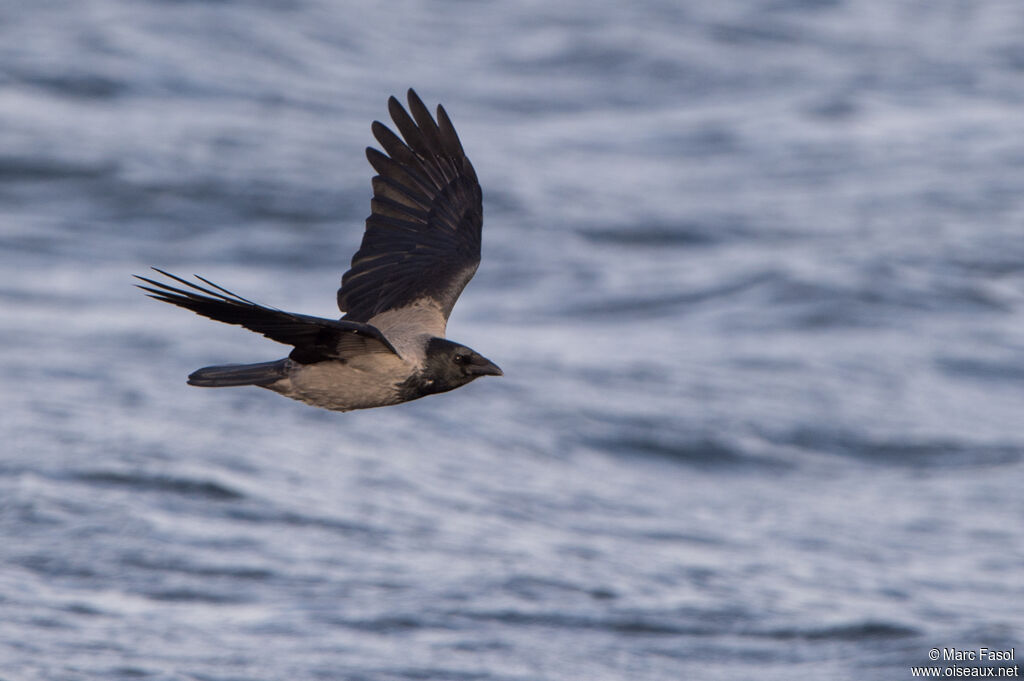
[{"xmin": 137, "ymin": 89, "xmax": 502, "ymax": 412}]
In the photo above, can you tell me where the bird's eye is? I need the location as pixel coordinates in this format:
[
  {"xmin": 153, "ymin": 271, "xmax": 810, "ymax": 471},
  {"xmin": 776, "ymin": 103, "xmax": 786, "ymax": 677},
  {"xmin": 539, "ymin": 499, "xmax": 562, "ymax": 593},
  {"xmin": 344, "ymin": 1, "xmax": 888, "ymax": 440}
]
[{"xmin": 454, "ymin": 354, "xmax": 469, "ymax": 365}]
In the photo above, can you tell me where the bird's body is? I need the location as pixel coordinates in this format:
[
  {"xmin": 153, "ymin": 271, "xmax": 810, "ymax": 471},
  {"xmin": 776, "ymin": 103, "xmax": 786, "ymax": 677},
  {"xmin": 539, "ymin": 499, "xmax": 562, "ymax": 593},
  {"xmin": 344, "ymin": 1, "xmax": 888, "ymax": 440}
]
[
  {"xmin": 267, "ymin": 355, "xmax": 411, "ymax": 412},
  {"xmin": 137, "ymin": 90, "xmax": 502, "ymax": 412}
]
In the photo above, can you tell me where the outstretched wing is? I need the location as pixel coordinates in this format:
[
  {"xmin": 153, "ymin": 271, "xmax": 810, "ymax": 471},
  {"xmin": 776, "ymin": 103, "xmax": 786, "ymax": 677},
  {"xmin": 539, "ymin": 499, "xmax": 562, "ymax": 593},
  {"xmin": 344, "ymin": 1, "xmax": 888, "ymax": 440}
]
[
  {"xmin": 337, "ymin": 89, "xmax": 483, "ymax": 329},
  {"xmin": 136, "ymin": 269, "xmax": 398, "ymax": 364}
]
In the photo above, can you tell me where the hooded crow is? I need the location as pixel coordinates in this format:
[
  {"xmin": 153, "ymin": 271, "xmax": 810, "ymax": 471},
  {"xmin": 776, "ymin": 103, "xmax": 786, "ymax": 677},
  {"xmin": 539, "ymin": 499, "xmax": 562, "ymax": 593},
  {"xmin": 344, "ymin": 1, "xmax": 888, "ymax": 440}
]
[{"xmin": 136, "ymin": 89, "xmax": 502, "ymax": 412}]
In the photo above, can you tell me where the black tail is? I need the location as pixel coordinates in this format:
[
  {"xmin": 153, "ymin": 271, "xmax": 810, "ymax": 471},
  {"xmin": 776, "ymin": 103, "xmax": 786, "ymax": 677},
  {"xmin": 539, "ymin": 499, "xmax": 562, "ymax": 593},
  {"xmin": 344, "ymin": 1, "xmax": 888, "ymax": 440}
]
[{"xmin": 188, "ymin": 360, "xmax": 287, "ymax": 387}]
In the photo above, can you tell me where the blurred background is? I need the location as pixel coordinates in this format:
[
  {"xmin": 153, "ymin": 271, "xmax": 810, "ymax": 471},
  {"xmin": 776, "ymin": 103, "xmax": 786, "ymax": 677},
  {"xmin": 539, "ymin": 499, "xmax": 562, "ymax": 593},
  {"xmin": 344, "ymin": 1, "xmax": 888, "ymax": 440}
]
[{"xmin": 2, "ymin": 1, "xmax": 1023, "ymax": 679}]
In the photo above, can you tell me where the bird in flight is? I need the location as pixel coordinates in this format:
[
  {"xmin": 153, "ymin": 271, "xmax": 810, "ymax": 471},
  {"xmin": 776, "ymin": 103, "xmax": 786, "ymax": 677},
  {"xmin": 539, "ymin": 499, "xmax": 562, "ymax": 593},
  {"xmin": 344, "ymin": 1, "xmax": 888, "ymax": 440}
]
[{"xmin": 136, "ymin": 89, "xmax": 502, "ymax": 412}]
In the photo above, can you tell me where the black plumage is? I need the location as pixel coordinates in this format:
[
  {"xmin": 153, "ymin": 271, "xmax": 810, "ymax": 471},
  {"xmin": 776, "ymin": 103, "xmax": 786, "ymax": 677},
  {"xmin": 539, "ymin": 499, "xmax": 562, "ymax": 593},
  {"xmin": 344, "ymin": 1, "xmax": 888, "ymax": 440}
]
[
  {"xmin": 136, "ymin": 269, "xmax": 398, "ymax": 361},
  {"xmin": 339, "ymin": 91, "xmax": 483, "ymax": 322}
]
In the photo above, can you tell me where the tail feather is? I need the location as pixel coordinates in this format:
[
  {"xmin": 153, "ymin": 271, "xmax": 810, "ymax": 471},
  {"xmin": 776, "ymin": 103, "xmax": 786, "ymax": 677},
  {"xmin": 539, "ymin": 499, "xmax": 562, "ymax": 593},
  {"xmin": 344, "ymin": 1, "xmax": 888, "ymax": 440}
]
[{"xmin": 188, "ymin": 360, "xmax": 287, "ymax": 388}]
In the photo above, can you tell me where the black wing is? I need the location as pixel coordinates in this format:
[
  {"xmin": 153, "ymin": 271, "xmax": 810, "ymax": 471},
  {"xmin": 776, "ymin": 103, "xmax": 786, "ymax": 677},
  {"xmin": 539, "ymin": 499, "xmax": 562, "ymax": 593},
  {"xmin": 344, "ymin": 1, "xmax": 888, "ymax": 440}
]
[
  {"xmin": 136, "ymin": 269, "xmax": 398, "ymax": 364},
  {"xmin": 337, "ymin": 89, "xmax": 483, "ymax": 324}
]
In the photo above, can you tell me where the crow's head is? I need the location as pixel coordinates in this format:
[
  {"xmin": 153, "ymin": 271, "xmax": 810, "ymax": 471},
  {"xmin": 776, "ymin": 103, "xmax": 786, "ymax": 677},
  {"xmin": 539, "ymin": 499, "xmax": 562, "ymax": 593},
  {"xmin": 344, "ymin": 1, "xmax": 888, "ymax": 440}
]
[{"xmin": 416, "ymin": 337, "xmax": 502, "ymax": 395}]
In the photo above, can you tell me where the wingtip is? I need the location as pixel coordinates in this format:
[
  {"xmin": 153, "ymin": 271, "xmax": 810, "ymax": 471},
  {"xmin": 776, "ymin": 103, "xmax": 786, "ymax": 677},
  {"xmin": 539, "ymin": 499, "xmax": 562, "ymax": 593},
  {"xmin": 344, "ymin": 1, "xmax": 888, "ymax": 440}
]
[
  {"xmin": 133, "ymin": 268, "xmax": 165, "ymax": 285},
  {"xmin": 149, "ymin": 266, "xmax": 174, "ymax": 279},
  {"xmin": 133, "ymin": 276, "xmax": 165, "ymax": 292}
]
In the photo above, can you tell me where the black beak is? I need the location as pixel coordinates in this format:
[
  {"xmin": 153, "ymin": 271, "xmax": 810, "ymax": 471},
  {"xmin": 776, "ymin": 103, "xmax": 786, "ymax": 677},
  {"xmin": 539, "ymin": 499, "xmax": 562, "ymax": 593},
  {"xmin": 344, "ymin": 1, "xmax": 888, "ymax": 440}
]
[{"xmin": 470, "ymin": 355, "xmax": 503, "ymax": 377}]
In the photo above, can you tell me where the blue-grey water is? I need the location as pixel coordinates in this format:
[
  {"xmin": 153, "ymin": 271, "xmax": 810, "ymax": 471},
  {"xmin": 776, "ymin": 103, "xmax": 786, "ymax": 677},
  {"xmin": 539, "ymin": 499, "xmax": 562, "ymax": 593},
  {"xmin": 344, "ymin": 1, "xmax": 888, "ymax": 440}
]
[{"xmin": 2, "ymin": 1, "xmax": 1023, "ymax": 679}]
